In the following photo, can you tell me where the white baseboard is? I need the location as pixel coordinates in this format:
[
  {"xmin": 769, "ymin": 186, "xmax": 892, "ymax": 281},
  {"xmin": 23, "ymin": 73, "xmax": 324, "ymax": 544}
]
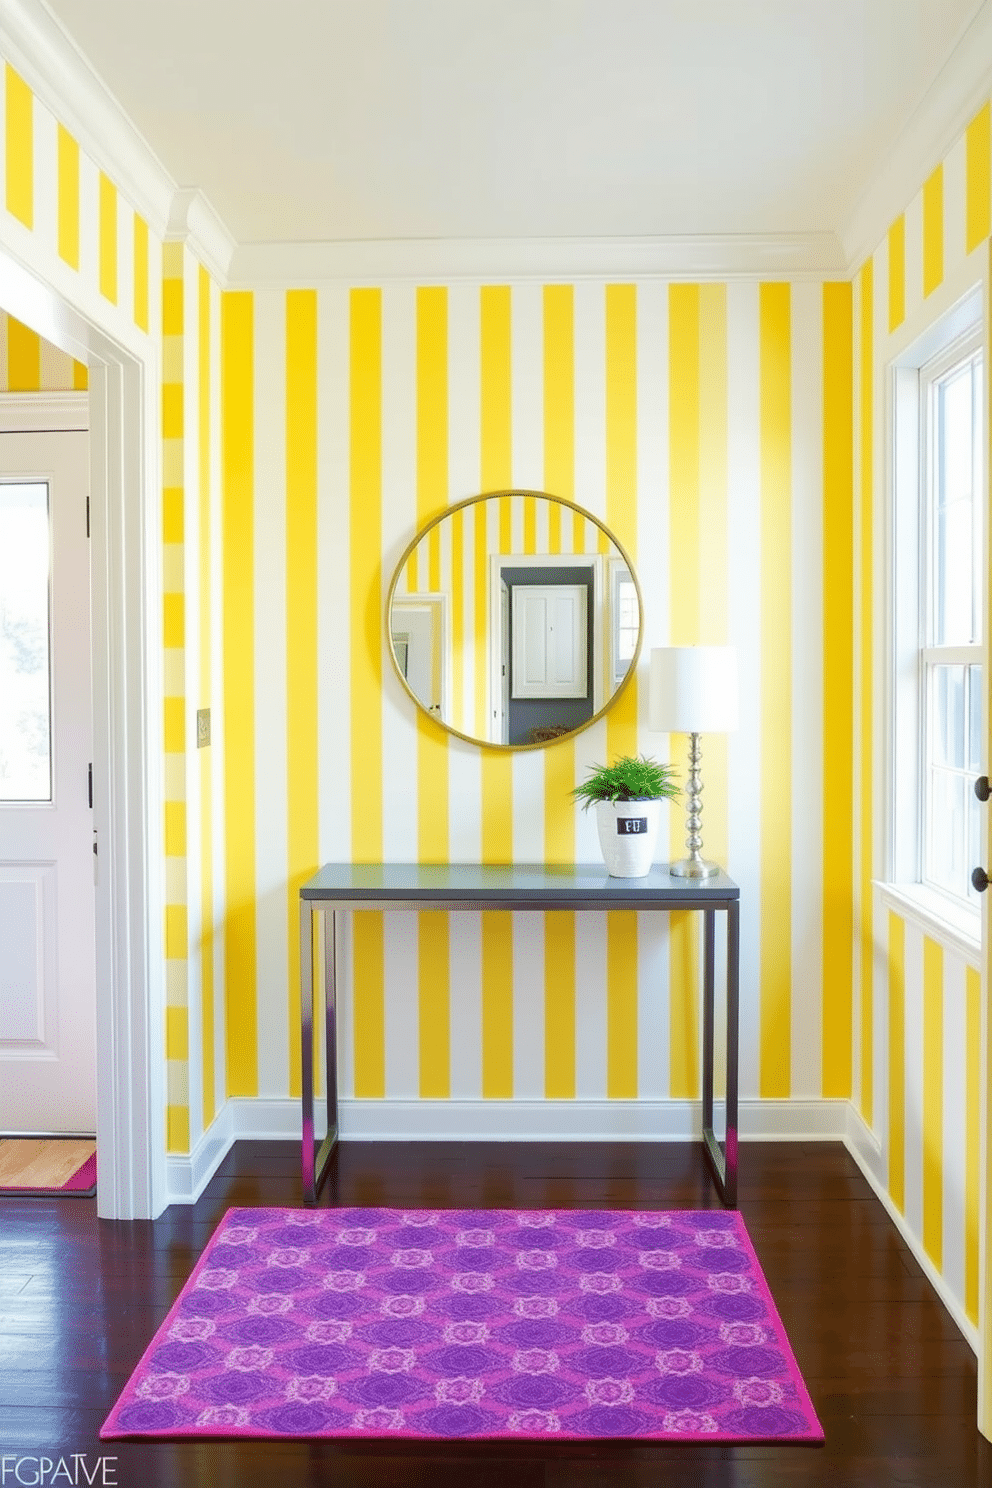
[
  {"xmin": 165, "ymin": 1102, "xmax": 234, "ymax": 1204},
  {"xmin": 842, "ymin": 1105, "xmax": 978, "ymax": 1358},
  {"xmin": 164, "ymin": 1096, "xmax": 850, "ymax": 1202}
]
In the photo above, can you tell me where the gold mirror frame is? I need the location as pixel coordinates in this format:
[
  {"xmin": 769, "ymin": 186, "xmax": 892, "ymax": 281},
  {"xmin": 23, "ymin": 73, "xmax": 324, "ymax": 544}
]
[{"xmin": 385, "ymin": 489, "xmax": 644, "ymax": 751}]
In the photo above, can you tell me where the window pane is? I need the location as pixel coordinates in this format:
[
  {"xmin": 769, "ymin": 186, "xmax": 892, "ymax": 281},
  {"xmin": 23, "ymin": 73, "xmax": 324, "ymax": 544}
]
[
  {"xmin": 0, "ymin": 483, "xmax": 52, "ymax": 802},
  {"xmin": 928, "ymin": 767, "xmax": 967, "ymax": 900},
  {"xmin": 932, "ymin": 664, "xmax": 965, "ymax": 769},
  {"xmin": 935, "ymin": 360, "xmax": 978, "ymax": 645},
  {"xmin": 968, "ymin": 664, "xmax": 983, "ymax": 772}
]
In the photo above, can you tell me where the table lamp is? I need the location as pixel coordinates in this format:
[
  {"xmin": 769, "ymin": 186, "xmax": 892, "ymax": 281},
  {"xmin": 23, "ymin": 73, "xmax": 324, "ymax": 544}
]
[{"xmin": 649, "ymin": 646, "xmax": 738, "ymax": 877}]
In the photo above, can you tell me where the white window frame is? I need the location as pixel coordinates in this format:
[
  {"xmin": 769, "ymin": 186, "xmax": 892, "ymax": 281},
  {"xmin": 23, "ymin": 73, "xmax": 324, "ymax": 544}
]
[
  {"xmin": 920, "ymin": 338, "xmax": 983, "ymax": 904},
  {"xmin": 886, "ymin": 288, "xmax": 985, "ymax": 954}
]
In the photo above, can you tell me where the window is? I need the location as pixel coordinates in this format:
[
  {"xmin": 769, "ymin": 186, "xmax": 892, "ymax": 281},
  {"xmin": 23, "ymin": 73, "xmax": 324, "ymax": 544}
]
[
  {"xmin": 921, "ymin": 341, "xmax": 983, "ymax": 907},
  {"xmin": 889, "ymin": 291, "xmax": 984, "ymax": 939}
]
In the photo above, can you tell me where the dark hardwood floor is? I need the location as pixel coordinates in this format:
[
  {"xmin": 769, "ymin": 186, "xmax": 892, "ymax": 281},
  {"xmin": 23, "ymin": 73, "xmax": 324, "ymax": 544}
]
[{"xmin": 1, "ymin": 1139, "xmax": 988, "ymax": 1486}]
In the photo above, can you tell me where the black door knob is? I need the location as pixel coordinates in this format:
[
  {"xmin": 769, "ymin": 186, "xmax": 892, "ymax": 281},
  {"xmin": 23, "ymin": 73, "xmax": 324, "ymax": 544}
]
[
  {"xmin": 976, "ymin": 776, "xmax": 991, "ymax": 802},
  {"xmin": 972, "ymin": 866, "xmax": 989, "ymax": 893}
]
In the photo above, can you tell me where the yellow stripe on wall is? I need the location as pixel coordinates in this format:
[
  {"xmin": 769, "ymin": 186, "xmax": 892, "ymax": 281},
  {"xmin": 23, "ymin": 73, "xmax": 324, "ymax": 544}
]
[
  {"xmin": 888, "ymin": 216, "xmax": 906, "ymax": 333},
  {"xmin": 285, "ymin": 289, "xmax": 319, "ymax": 1100},
  {"xmin": 965, "ymin": 963, "xmax": 980, "ymax": 1322},
  {"xmin": 480, "ymin": 285, "xmax": 513, "ymax": 864},
  {"xmin": 350, "ymin": 289, "xmax": 384, "ymax": 862},
  {"xmin": 822, "ymin": 281, "xmax": 853, "ymax": 1097},
  {"xmin": 98, "ymin": 173, "xmax": 117, "ymax": 305},
  {"xmin": 57, "ymin": 126, "xmax": 79, "ymax": 270},
  {"xmin": 167, "ymin": 1107, "xmax": 190, "ymax": 1152},
  {"xmin": 166, "ymin": 1005, "xmax": 189, "ymax": 1062},
  {"xmin": 198, "ymin": 264, "xmax": 215, "ymax": 1129},
  {"xmin": 133, "ymin": 216, "xmax": 149, "ymax": 332},
  {"xmin": 5, "ymin": 65, "xmax": 32, "ymax": 230},
  {"xmin": 667, "ymin": 283, "xmax": 701, "ymax": 1099},
  {"xmin": 921, "ymin": 936, "xmax": 943, "ymax": 1270},
  {"xmin": 221, "ymin": 292, "xmax": 258, "ymax": 1096},
  {"xmin": 922, "ymin": 165, "xmax": 944, "ymax": 299},
  {"xmin": 966, "ymin": 102, "xmax": 991, "ymax": 255},
  {"xmin": 859, "ymin": 261, "xmax": 874, "ymax": 1124},
  {"xmin": 7, "ymin": 317, "xmax": 39, "ymax": 391},
  {"xmin": 479, "ymin": 286, "xmax": 514, "ymax": 1090},
  {"xmin": 759, "ymin": 283, "xmax": 792, "ymax": 1099},
  {"xmin": 605, "ymin": 285, "xmax": 639, "ymax": 1099},
  {"xmin": 888, "ymin": 912, "xmax": 905, "ymax": 1212},
  {"xmin": 416, "ymin": 287, "xmax": 450, "ymax": 862},
  {"xmin": 349, "ymin": 290, "xmax": 385, "ymax": 1095},
  {"xmin": 419, "ymin": 911, "xmax": 450, "ymax": 1097}
]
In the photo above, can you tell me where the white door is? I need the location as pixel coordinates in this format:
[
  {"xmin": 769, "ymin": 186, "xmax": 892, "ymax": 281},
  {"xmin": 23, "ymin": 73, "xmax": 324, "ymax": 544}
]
[
  {"xmin": 511, "ymin": 583, "xmax": 588, "ymax": 698},
  {"xmin": 0, "ymin": 429, "xmax": 96, "ymax": 1132}
]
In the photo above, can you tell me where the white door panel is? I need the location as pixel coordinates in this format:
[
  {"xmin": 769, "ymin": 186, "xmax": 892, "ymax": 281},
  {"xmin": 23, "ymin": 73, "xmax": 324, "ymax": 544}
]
[{"xmin": 0, "ymin": 430, "xmax": 95, "ymax": 1132}]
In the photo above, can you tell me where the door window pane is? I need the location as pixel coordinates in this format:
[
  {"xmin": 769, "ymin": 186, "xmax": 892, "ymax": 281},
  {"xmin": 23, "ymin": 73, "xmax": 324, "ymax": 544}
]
[{"xmin": 0, "ymin": 482, "xmax": 52, "ymax": 801}]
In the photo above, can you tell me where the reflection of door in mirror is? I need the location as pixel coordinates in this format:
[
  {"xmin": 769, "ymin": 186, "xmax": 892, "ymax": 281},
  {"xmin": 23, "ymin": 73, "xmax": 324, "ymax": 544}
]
[
  {"xmin": 491, "ymin": 557, "xmax": 599, "ymax": 746},
  {"xmin": 391, "ymin": 597, "xmax": 447, "ymax": 717}
]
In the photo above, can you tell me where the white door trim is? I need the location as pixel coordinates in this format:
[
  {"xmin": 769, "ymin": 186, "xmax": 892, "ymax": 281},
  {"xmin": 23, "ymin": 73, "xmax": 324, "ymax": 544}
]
[{"xmin": 0, "ymin": 253, "xmax": 166, "ymax": 1219}]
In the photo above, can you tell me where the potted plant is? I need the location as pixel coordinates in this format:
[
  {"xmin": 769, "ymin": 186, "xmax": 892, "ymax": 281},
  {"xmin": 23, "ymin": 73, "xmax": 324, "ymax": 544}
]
[{"xmin": 571, "ymin": 755, "xmax": 680, "ymax": 877}]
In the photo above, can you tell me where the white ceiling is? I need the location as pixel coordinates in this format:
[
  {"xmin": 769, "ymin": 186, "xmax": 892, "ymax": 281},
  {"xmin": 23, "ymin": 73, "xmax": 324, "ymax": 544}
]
[{"xmin": 42, "ymin": 0, "xmax": 989, "ymax": 249}]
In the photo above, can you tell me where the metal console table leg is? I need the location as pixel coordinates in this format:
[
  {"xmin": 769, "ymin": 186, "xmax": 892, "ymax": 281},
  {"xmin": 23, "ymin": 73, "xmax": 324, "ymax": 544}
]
[
  {"xmin": 701, "ymin": 900, "xmax": 739, "ymax": 1207},
  {"xmin": 301, "ymin": 900, "xmax": 339, "ymax": 1205}
]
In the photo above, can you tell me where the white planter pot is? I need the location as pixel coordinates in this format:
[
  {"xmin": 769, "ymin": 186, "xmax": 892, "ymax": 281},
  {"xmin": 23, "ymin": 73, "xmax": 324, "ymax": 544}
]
[{"xmin": 595, "ymin": 799, "xmax": 662, "ymax": 877}]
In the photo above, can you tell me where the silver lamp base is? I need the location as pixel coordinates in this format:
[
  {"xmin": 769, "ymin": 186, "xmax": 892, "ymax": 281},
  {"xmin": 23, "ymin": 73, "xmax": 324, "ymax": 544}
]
[
  {"xmin": 670, "ymin": 731, "xmax": 720, "ymax": 879},
  {"xmin": 669, "ymin": 856, "xmax": 720, "ymax": 879}
]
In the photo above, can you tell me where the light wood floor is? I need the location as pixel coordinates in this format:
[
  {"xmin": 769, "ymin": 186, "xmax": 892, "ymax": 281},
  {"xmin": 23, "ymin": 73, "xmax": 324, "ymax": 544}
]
[{"xmin": 0, "ymin": 1137, "xmax": 95, "ymax": 1188}]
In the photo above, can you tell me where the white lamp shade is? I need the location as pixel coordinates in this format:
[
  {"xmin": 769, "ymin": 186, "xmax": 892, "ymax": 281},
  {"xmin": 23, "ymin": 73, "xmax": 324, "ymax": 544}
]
[{"xmin": 649, "ymin": 646, "xmax": 739, "ymax": 733}]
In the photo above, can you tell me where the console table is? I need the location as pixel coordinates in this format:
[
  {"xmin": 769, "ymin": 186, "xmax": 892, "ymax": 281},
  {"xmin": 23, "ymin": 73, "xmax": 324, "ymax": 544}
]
[{"xmin": 300, "ymin": 864, "xmax": 740, "ymax": 1207}]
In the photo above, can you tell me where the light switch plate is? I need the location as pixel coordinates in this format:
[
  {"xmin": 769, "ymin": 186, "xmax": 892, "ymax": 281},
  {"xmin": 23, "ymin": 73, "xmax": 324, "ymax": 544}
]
[{"xmin": 196, "ymin": 708, "xmax": 211, "ymax": 748}]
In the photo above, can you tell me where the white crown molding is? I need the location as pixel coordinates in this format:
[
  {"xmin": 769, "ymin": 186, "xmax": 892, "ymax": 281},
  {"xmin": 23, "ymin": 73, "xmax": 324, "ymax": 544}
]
[
  {"xmin": 227, "ymin": 232, "xmax": 848, "ymax": 288},
  {"xmin": 0, "ymin": 390, "xmax": 87, "ymax": 430},
  {"xmin": 0, "ymin": 0, "xmax": 177, "ymax": 237},
  {"xmin": 166, "ymin": 188, "xmax": 236, "ymax": 285},
  {"xmin": 841, "ymin": 0, "xmax": 992, "ymax": 269}
]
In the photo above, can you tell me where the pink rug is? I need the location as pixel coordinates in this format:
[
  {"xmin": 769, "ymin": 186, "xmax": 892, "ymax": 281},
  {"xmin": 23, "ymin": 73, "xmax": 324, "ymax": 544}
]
[{"xmin": 101, "ymin": 1206, "xmax": 823, "ymax": 1443}]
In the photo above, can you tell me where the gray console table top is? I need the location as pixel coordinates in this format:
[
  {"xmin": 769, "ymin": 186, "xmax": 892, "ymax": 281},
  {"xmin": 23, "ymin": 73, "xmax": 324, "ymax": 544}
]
[{"xmin": 301, "ymin": 862, "xmax": 739, "ymax": 908}]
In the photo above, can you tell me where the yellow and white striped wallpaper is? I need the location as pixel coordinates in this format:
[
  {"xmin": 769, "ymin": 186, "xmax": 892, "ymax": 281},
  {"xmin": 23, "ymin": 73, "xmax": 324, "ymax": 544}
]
[
  {"xmin": 852, "ymin": 98, "xmax": 991, "ymax": 1337},
  {"xmin": 1, "ymin": 32, "xmax": 990, "ymax": 1360},
  {"xmin": 161, "ymin": 241, "xmax": 225, "ymax": 1156},
  {"xmin": 215, "ymin": 279, "xmax": 853, "ymax": 1114},
  {"xmin": 0, "ymin": 309, "xmax": 87, "ymax": 388},
  {"xmin": 1, "ymin": 62, "xmax": 155, "ymax": 345}
]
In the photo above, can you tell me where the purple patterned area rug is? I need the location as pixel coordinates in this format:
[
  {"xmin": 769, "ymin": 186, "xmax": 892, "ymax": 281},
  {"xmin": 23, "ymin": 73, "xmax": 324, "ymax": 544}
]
[{"xmin": 100, "ymin": 1206, "xmax": 823, "ymax": 1443}]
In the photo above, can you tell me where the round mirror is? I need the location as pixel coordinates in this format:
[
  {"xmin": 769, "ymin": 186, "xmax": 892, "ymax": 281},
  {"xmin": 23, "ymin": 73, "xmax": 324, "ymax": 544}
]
[{"xmin": 386, "ymin": 490, "xmax": 642, "ymax": 749}]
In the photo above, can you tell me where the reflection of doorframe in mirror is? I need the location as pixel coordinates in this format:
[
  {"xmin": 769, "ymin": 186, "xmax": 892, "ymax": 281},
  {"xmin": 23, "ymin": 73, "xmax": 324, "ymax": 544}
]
[
  {"xmin": 390, "ymin": 594, "xmax": 448, "ymax": 719},
  {"xmin": 488, "ymin": 554, "xmax": 604, "ymax": 747}
]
